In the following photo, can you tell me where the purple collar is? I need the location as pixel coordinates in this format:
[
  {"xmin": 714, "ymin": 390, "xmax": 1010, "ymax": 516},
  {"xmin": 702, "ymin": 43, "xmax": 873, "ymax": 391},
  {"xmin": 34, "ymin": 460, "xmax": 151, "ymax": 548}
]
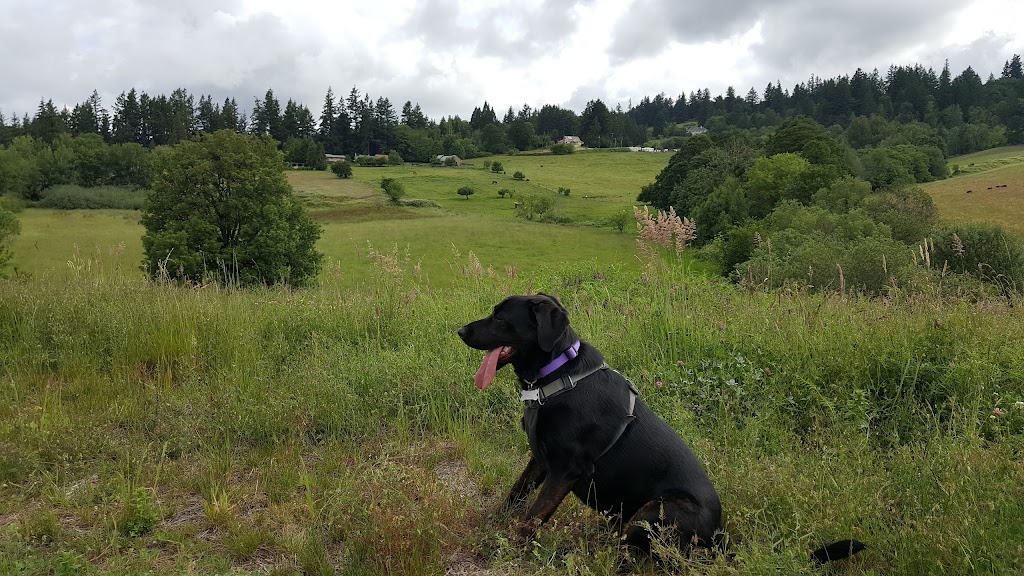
[{"xmin": 535, "ymin": 340, "xmax": 581, "ymax": 379}]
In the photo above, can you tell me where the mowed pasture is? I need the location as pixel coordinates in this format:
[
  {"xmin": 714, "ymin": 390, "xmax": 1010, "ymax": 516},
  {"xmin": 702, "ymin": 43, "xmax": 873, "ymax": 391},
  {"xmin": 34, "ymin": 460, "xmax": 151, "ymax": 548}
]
[
  {"xmin": 9, "ymin": 150, "xmax": 681, "ymax": 285},
  {"xmin": 923, "ymin": 146, "xmax": 1024, "ymax": 234}
]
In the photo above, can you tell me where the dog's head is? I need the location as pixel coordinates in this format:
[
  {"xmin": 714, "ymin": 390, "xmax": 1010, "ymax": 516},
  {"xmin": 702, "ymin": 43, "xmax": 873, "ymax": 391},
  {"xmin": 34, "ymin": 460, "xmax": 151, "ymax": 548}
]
[{"xmin": 458, "ymin": 293, "xmax": 573, "ymax": 389}]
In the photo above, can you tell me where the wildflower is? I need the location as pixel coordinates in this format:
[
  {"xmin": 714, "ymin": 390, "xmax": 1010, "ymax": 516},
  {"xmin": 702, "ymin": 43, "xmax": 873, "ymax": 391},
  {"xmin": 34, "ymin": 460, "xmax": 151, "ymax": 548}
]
[
  {"xmin": 992, "ymin": 407, "xmax": 1004, "ymax": 417},
  {"xmin": 1015, "ymin": 401, "xmax": 1024, "ymax": 410},
  {"xmin": 655, "ymin": 381, "xmax": 663, "ymax": 387},
  {"xmin": 676, "ymin": 360, "xmax": 684, "ymax": 367}
]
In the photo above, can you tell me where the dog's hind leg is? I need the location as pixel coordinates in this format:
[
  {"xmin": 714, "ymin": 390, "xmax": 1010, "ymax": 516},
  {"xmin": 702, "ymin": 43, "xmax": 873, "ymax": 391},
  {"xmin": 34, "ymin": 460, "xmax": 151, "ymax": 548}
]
[
  {"xmin": 621, "ymin": 497, "xmax": 717, "ymax": 553},
  {"xmin": 505, "ymin": 456, "xmax": 546, "ymax": 512}
]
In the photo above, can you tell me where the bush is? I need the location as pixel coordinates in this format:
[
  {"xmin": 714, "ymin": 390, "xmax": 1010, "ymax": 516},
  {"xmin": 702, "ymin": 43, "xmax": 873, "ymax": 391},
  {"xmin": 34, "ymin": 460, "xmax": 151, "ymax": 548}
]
[
  {"xmin": 497, "ymin": 188, "xmax": 514, "ymax": 198},
  {"xmin": 550, "ymin": 143, "xmax": 575, "ymax": 155},
  {"xmin": 929, "ymin": 223, "xmax": 1024, "ymax": 290},
  {"xmin": 558, "ymin": 187, "xmax": 570, "ymax": 197},
  {"xmin": 36, "ymin": 184, "xmax": 148, "ymax": 210},
  {"xmin": 514, "ymin": 192, "xmax": 554, "ymax": 221},
  {"xmin": 608, "ymin": 210, "xmax": 631, "ymax": 232},
  {"xmin": 356, "ymin": 156, "xmax": 388, "ymax": 167},
  {"xmin": 0, "ymin": 194, "xmax": 29, "ymax": 213},
  {"xmin": 141, "ymin": 130, "xmax": 322, "ymax": 287},
  {"xmin": 398, "ymin": 198, "xmax": 440, "ymax": 208},
  {"xmin": 456, "ymin": 186, "xmax": 474, "ymax": 199},
  {"xmin": 0, "ymin": 205, "xmax": 20, "ymax": 273},
  {"xmin": 513, "ymin": 171, "xmax": 525, "ymax": 181},
  {"xmin": 491, "ymin": 161, "xmax": 504, "ymax": 173},
  {"xmin": 861, "ymin": 186, "xmax": 937, "ymax": 243},
  {"xmin": 388, "ymin": 150, "xmax": 403, "ymax": 165},
  {"xmin": 331, "ymin": 161, "xmax": 353, "ymax": 178},
  {"xmin": 380, "ymin": 177, "xmax": 406, "ymax": 203}
]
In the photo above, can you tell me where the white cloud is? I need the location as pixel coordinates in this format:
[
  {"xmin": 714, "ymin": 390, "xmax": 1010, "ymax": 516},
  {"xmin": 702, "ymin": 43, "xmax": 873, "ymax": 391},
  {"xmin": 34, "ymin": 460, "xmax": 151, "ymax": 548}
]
[{"xmin": 0, "ymin": 0, "xmax": 1021, "ymax": 122}]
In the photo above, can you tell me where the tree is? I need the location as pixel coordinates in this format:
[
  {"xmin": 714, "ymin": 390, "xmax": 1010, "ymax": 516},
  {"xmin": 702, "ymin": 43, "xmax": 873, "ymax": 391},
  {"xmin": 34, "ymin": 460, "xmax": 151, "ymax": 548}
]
[
  {"xmin": 743, "ymin": 153, "xmax": 811, "ymax": 218},
  {"xmin": 283, "ymin": 137, "xmax": 327, "ymax": 170},
  {"xmin": 515, "ymin": 192, "xmax": 554, "ymax": 220},
  {"xmin": 141, "ymin": 130, "xmax": 322, "ymax": 286},
  {"xmin": 491, "ymin": 161, "xmax": 504, "ymax": 173},
  {"xmin": 457, "ymin": 185, "xmax": 475, "ymax": 199},
  {"xmin": 0, "ymin": 205, "xmax": 20, "ymax": 274},
  {"xmin": 513, "ymin": 171, "xmax": 525, "ymax": 180},
  {"xmin": 1002, "ymin": 54, "xmax": 1023, "ymax": 79}
]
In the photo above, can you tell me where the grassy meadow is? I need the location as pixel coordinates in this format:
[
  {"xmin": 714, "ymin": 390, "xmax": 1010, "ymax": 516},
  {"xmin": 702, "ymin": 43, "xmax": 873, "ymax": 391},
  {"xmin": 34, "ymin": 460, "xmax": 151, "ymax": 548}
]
[
  {"xmin": 2, "ymin": 149, "xmax": 1024, "ymax": 575},
  {"xmin": 923, "ymin": 145, "xmax": 1024, "ymax": 234}
]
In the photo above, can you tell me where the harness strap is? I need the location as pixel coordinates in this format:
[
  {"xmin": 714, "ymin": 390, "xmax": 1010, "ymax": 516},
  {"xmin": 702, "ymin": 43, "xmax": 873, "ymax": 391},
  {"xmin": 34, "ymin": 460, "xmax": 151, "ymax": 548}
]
[
  {"xmin": 521, "ymin": 362, "xmax": 608, "ymax": 403},
  {"xmin": 597, "ymin": 373, "xmax": 638, "ymax": 459},
  {"xmin": 521, "ymin": 364, "xmax": 639, "ymax": 460}
]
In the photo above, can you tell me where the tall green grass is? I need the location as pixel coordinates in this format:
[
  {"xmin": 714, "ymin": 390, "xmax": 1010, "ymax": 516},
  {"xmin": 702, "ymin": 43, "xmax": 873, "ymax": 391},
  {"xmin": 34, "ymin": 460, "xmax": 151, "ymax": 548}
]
[
  {"xmin": 36, "ymin": 185, "xmax": 148, "ymax": 210},
  {"xmin": 1, "ymin": 247, "xmax": 1022, "ymax": 574}
]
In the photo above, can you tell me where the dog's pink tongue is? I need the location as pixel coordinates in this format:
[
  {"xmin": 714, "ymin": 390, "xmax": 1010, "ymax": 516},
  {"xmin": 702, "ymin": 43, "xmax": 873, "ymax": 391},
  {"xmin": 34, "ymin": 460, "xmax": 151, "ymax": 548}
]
[{"xmin": 474, "ymin": 347, "xmax": 505, "ymax": 390}]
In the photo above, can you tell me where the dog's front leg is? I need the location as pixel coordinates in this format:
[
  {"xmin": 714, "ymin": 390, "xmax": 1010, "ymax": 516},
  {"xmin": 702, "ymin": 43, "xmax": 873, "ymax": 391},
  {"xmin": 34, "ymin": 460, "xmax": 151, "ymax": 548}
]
[
  {"xmin": 505, "ymin": 456, "xmax": 546, "ymax": 512},
  {"xmin": 515, "ymin": 473, "xmax": 575, "ymax": 542}
]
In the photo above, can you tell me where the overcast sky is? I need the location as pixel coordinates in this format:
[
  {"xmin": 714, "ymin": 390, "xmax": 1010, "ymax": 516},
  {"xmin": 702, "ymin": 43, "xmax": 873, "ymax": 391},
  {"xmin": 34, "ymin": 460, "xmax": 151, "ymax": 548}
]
[{"xmin": 2, "ymin": 0, "xmax": 1022, "ymax": 122}]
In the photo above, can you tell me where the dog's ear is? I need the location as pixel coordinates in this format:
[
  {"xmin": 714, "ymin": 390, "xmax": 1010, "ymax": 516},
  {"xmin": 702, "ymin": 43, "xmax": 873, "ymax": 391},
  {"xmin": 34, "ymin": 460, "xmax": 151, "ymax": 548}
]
[
  {"xmin": 537, "ymin": 292, "xmax": 566, "ymax": 311},
  {"xmin": 534, "ymin": 296, "xmax": 568, "ymax": 352}
]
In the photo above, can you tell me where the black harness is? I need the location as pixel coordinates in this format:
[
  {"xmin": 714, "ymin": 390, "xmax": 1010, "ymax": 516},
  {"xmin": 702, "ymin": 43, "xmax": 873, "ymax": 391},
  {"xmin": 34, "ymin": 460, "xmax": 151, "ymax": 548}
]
[{"xmin": 520, "ymin": 363, "xmax": 639, "ymax": 461}]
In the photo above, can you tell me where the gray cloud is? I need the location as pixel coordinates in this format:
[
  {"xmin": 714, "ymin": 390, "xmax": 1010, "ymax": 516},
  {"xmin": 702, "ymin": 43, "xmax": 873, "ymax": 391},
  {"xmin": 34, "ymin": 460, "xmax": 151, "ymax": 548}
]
[
  {"xmin": 1, "ymin": 0, "xmax": 1021, "ymax": 123},
  {"xmin": 0, "ymin": 0, "xmax": 311, "ymax": 117},
  {"xmin": 608, "ymin": 0, "xmax": 789, "ymax": 61},
  {"xmin": 403, "ymin": 0, "xmax": 591, "ymax": 61},
  {"xmin": 751, "ymin": 1, "xmax": 963, "ymax": 75}
]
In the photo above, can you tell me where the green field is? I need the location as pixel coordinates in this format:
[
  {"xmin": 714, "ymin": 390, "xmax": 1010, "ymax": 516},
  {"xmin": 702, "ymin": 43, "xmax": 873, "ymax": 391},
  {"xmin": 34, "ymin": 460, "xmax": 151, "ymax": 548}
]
[
  {"xmin": 923, "ymin": 146, "xmax": 1024, "ymax": 234},
  {"xmin": 2, "ymin": 149, "xmax": 1024, "ymax": 575},
  {"xmin": 10, "ymin": 151, "xmax": 682, "ymax": 285}
]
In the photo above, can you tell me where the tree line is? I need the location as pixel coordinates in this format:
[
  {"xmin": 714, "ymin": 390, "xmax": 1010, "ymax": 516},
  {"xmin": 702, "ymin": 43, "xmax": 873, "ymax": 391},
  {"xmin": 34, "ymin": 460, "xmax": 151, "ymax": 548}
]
[{"xmin": 0, "ymin": 54, "xmax": 1022, "ymax": 182}]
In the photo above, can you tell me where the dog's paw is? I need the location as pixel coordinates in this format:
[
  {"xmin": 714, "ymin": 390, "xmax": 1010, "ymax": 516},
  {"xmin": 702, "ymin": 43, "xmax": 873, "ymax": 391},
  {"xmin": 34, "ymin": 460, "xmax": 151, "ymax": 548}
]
[{"xmin": 512, "ymin": 517, "xmax": 542, "ymax": 545}]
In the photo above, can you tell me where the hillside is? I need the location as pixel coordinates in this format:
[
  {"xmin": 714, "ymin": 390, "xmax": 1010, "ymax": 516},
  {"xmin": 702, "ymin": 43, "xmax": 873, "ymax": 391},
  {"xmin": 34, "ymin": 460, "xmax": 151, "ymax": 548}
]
[{"xmin": 923, "ymin": 146, "xmax": 1024, "ymax": 234}]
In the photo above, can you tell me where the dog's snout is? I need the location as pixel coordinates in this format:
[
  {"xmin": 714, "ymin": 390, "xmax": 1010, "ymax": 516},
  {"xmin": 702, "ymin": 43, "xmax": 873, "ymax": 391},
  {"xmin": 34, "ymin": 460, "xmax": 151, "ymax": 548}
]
[{"xmin": 457, "ymin": 325, "xmax": 469, "ymax": 340}]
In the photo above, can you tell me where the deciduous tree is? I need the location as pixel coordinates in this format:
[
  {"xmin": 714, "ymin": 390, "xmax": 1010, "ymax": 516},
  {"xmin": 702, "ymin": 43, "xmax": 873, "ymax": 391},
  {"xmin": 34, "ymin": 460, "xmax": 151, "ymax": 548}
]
[{"xmin": 141, "ymin": 130, "xmax": 321, "ymax": 286}]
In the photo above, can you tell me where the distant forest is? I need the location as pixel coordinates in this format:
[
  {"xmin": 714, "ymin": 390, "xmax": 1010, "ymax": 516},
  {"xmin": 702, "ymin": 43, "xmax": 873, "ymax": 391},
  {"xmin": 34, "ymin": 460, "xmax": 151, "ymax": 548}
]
[{"xmin": 2, "ymin": 54, "xmax": 1023, "ymax": 165}]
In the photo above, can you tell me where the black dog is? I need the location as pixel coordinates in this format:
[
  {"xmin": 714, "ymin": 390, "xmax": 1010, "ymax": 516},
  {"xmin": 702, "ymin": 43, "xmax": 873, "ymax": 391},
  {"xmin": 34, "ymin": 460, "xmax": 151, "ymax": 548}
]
[{"xmin": 458, "ymin": 293, "xmax": 865, "ymax": 563}]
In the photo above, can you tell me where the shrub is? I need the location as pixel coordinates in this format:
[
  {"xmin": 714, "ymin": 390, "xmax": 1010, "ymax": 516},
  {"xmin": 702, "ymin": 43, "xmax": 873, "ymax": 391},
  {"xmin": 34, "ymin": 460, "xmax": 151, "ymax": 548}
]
[
  {"xmin": 456, "ymin": 186, "xmax": 474, "ymax": 199},
  {"xmin": 550, "ymin": 143, "xmax": 575, "ymax": 155},
  {"xmin": 388, "ymin": 150, "xmax": 403, "ymax": 165},
  {"xmin": 490, "ymin": 161, "xmax": 504, "ymax": 173},
  {"xmin": 608, "ymin": 209, "xmax": 631, "ymax": 232},
  {"xmin": 356, "ymin": 156, "xmax": 388, "ymax": 167},
  {"xmin": 141, "ymin": 130, "xmax": 322, "ymax": 287},
  {"xmin": 331, "ymin": 161, "xmax": 353, "ymax": 178},
  {"xmin": 514, "ymin": 192, "xmax": 554, "ymax": 220},
  {"xmin": 497, "ymin": 188, "xmax": 514, "ymax": 198},
  {"xmin": 513, "ymin": 171, "xmax": 525, "ymax": 181},
  {"xmin": 929, "ymin": 223, "xmax": 1024, "ymax": 290},
  {"xmin": 36, "ymin": 184, "xmax": 147, "ymax": 210},
  {"xmin": 861, "ymin": 186, "xmax": 937, "ymax": 243},
  {"xmin": 380, "ymin": 177, "xmax": 406, "ymax": 203},
  {"xmin": 0, "ymin": 205, "xmax": 20, "ymax": 273},
  {"xmin": 399, "ymin": 198, "xmax": 440, "ymax": 208},
  {"xmin": 558, "ymin": 187, "xmax": 570, "ymax": 196}
]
